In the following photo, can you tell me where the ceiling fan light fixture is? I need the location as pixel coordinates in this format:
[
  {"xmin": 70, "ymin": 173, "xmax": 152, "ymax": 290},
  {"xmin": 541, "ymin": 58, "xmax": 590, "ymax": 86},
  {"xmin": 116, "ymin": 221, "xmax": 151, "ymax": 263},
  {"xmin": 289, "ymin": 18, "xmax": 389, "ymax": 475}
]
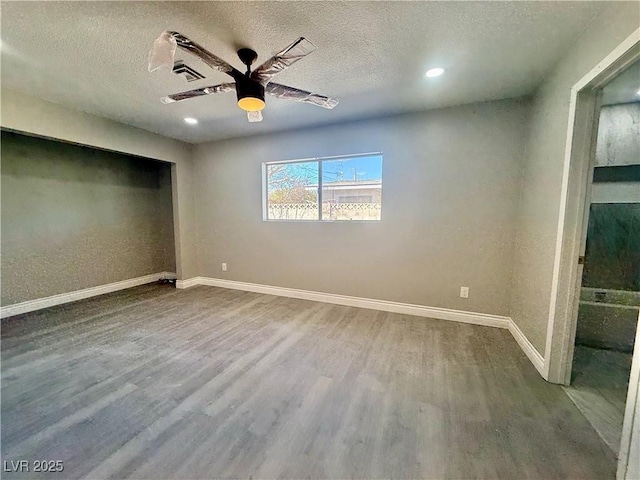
[
  {"xmin": 238, "ymin": 96, "xmax": 266, "ymax": 112},
  {"xmin": 236, "ymin": 75, "xmax": 266, "ymax": 112}
]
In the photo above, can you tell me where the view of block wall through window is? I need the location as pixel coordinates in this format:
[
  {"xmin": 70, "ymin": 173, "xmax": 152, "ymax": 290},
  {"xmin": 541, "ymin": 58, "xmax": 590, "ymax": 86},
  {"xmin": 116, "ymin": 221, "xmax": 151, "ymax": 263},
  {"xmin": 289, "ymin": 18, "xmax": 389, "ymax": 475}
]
[{"xmin": 264, "ymin": 153, "xmax": 383, "ymax": 221}]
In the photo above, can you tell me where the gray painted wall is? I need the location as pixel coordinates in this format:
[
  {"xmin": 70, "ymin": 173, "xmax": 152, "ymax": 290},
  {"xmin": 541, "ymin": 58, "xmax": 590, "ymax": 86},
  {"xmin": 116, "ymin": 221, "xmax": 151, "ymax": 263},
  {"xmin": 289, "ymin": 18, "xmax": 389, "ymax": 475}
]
[
  {"xmin": 1, "ymin": 131, "xmax": 175, "ymax": 305},
  {"xmin": 192, "ymin": 98, "xmax": 530, "ymax": 316},
  {"xmin": 510, "ymin": 2, "xmax": 640, "ymax": 355},
  {"xmin": 171, "ymin": 160, "xmax": 199, "ymax": 280},
  {"xmin": 1, "ymin": 88, "xmax": 191, "ymax": 164}
]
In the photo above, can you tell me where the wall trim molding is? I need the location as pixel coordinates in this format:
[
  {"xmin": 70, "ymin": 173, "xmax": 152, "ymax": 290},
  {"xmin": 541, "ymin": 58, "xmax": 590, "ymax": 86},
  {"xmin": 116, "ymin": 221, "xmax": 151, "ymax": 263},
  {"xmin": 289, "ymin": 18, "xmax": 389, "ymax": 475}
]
[
  {"xmin": 176, "ymin": 277, "xmax": 201, "ymax": 289},
  {"xmin": 507, "ymin": 318, "xmax": 546, "ymax": 376},
  {"xmin": 0, "ymin": 271, "xmax": 176, "ymax": 319},
  {"xmin": 618, "ymin": 310, "xmax": 640, "ymax": 480},
  {"xmin": 162, "ymin": 272, "xmax": 178, "ymax": 280}
]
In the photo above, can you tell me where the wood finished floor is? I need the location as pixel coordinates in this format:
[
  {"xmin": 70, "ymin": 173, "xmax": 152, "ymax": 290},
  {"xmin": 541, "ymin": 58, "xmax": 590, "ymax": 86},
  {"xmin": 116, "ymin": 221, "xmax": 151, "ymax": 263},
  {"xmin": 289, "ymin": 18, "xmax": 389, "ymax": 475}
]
[
  {"xmin": 563, "ymin": 345, "xmax": 633, "ymax": 455},
  {"xmin": 2, "ymin": 283, "xmax": 616, "ymax": 479}
]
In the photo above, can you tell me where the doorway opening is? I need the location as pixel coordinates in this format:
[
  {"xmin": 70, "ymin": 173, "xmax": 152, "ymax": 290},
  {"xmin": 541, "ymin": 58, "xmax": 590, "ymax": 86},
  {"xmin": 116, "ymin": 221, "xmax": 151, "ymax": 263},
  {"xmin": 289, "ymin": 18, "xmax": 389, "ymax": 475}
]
[{"xmin": 562, "ymin": 60, "xmax": 640, "ymax": 458}]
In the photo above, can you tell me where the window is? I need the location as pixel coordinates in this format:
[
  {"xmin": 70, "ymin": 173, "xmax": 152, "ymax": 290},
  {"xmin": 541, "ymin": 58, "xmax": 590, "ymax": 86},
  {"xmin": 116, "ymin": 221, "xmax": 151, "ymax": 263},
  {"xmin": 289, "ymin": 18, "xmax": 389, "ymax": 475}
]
[{"xmin": 264, "ymin": 153, "xmax": 383, "ymax": 221}]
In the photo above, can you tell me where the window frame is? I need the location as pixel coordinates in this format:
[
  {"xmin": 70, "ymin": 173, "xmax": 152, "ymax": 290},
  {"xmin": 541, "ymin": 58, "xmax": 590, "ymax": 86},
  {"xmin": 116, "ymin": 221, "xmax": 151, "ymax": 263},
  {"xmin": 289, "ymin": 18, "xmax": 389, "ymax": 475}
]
[{"xmin": 262, "ymin": 151, "xmax": 383, "ymax": 222}]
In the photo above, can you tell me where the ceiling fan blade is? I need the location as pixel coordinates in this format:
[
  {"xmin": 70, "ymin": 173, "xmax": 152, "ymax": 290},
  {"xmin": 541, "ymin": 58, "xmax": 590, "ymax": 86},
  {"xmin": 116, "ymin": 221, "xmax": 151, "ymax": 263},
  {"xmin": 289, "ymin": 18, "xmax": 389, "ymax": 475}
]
[
  {"xmin": 251, "ymin": 37, "xmax": 316, "ymax": 84},
  {"xmin": 160, "ymin": 83, "xmax": 236, "ymax": 104},
  {"xmin": 265, "ymin": 83, "xmax": 338, "ymax": 109},
  {"xmin": 148, "ymin": 31, "xmax": 177, "ymax": 72},
  {"xmin": 247, "ymin": 111, "xmax": 263, "ymax": 123},
  {"xmin": 162, "ymin": 31, "xmax": 243, "ymax": 80}
]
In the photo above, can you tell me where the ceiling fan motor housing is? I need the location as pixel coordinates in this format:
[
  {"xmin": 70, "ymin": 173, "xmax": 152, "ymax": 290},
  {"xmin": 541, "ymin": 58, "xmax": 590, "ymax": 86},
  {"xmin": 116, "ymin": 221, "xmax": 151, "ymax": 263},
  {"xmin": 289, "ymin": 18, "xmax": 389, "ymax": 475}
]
[
  {"xmin": 236, "ymin": 75, "xmax": 266, "ymax": 111},
  {"xmin": 237, "ymin": 48, "xmax": 258, "ymax": 68}
]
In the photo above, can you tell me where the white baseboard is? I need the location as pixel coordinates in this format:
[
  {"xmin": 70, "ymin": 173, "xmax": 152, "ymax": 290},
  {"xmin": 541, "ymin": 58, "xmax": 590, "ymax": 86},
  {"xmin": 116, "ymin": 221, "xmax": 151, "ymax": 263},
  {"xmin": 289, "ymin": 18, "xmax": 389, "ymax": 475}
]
[
  {"xmin": 177, "ymin": 276, "xmax": 511, "ymax": 329},
  {"xmin": 507, "ymin": 319, "xmax": 546, "ymax": 376},
  {"xmin": 176, "ymin": 277, "xmax": 201, "ymax": 290},
  {"xmin": 0, "ymin": 271, "xmax": 176, "ymax": 319}
]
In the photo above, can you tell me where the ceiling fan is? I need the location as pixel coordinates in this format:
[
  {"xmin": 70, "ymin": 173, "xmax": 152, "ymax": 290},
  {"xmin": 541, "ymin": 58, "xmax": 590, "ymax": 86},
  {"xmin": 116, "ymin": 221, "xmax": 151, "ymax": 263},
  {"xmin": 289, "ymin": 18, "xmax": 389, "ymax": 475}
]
[{"xmin": 148, "ymin": 31, "xmax": 339, "ymax": 122}]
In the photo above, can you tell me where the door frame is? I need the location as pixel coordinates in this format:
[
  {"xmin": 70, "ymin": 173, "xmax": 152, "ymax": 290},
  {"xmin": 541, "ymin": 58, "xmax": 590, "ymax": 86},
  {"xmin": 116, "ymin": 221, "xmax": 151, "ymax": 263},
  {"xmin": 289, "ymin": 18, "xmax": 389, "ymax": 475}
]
[
  {"xmin": 618, "ymin": 310, "xmax": 640, "ymax": 479},
  {"xmin": 544, "ymin": 29, "xmax": 640, "ymax": 385},
  {"xmin": 541, "ymin": 28, "xmax": 640, "ymax": 479}
]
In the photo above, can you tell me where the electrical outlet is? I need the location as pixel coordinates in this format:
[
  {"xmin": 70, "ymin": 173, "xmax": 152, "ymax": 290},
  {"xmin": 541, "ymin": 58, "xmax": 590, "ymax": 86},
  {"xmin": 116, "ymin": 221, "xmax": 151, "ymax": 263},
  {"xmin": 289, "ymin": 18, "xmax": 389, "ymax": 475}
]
[
  {"xmin": 222, "ymin": 263, "xmax": 227, "ymax": 272},
  {"xmin": 460, "ymin": 286, "xmax": 469, "ymax": 298}
]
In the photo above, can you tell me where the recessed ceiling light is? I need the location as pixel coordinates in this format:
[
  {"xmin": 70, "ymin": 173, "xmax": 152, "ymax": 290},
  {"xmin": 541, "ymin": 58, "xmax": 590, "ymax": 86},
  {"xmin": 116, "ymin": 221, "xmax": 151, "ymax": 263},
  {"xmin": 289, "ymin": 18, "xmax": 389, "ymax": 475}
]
[
  {"xmin": 636, "ymin": 88, "xmax": 640, "ymax": 97},
  {"xmin": 425, "ymin": 67, "xmax": 445, "ymax": 78},
  {"xmin": 183, "ymin": 117, "xmax": 198, "ymax": 125}
]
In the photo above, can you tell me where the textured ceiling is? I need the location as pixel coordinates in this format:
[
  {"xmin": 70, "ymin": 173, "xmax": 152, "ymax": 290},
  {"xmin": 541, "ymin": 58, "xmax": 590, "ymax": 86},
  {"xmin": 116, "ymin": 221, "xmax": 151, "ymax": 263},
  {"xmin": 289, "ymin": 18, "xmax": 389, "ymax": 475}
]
[{"xmin": 1, "ymin": 1, "xmax": 618, "ymax": 143}]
